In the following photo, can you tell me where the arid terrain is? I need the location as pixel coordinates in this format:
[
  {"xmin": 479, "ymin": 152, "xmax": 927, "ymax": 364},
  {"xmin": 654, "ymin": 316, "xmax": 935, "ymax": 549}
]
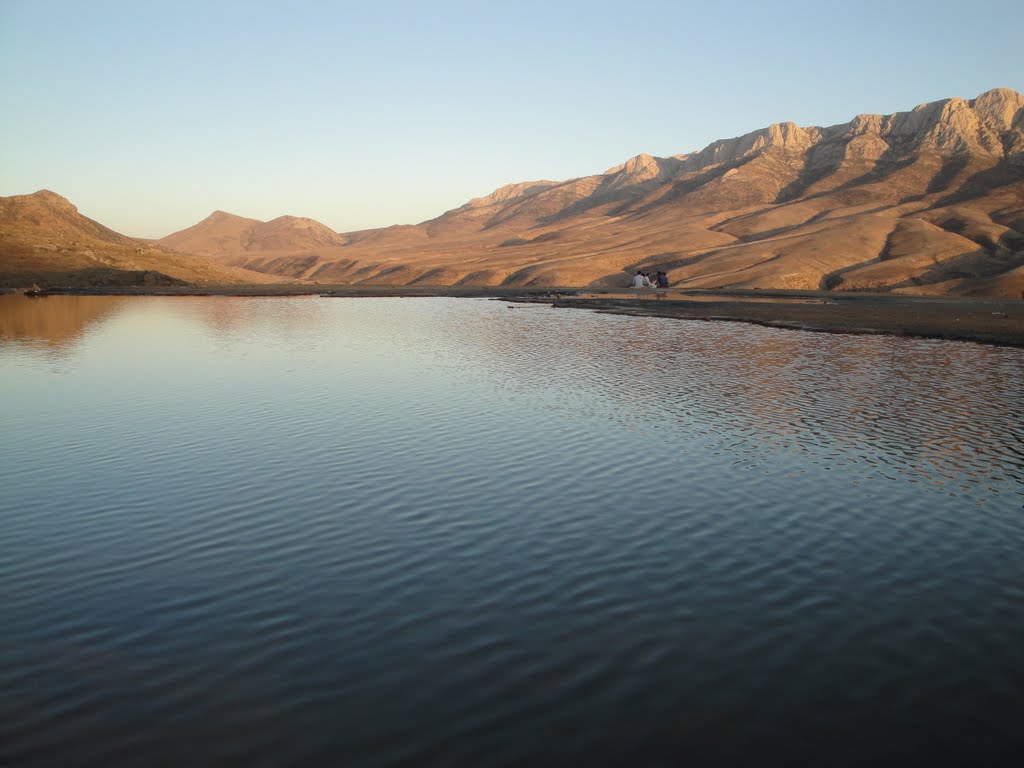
[
  {"xmin": 155, "ymin": 87, "xmax": 1024, "ymax": 298},
  {"xmin": 0, "ymin": 191, "xmax": 276, "ymax": 290},
  {"xmin": 2, "ymin": 88, "xmax": 1023, "ymax": 305}
]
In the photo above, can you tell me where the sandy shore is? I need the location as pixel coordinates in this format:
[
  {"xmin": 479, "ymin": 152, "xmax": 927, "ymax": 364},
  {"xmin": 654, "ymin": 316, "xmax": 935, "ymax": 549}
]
[{"xmin": 11, "ymin": 285, "xmax": 1023, "ymax": 347}]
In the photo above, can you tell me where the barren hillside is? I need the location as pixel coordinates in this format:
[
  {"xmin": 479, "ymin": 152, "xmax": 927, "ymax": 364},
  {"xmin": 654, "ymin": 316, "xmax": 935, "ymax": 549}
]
[
  {"xmin": 0, "ymin": 192, "xmax": 277, "ymax": 289},
  {"xmin": 160, "ymin": 88, "xmax": 1022, "ymax": 296},
  {"xmin": 5, "ymin": 88, "xmax": 1022, "ymax": 297}
]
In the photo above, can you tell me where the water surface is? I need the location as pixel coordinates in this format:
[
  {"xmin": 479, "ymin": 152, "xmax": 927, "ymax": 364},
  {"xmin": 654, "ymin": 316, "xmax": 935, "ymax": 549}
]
[{"xmin": 2, "ymin": 295, "xmax": 1022, "ymax": 767}]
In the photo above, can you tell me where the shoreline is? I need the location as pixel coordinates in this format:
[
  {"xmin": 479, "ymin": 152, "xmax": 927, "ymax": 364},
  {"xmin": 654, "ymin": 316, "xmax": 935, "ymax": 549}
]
[
  {"xmin": 527, "ymin": 290, "xmax": 1024, "ymax": 348},
  {"xmin": 6, "ymin": 285, "xmax": 1023, "ymax": 348}
]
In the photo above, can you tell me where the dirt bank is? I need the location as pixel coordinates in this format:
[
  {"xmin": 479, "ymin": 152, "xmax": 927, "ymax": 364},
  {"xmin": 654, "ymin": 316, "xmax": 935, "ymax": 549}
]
[{"xmin": 521, "ymin": 290, "xmax": 1024, "ymax": 348}]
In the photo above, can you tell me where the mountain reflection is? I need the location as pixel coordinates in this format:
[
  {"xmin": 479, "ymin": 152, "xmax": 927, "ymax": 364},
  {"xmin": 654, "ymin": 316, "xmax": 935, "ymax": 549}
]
[
  {"xmin": 2, "ymin": 295, "xmax": 1020, "ymax": 498},
  {"xmin": 0, "ymin": 295, "xmax": 330, "ymax": 352},
  {"xmin": 0, "ymin": 295, "xmax": 129, "ymax": 348},
  {"xmin": 172, "ymin": 295, "xmax": 327, "ymax": 339}
]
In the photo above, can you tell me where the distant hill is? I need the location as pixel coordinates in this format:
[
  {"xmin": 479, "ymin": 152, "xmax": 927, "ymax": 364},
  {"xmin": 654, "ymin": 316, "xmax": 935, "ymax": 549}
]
[
  {"xmin": 159, "ymin": 211, "xmax": 350, "ymax": 264},
  {"xmin": 170, "ymin": 87, "xmax": 1019, "ymax": 297},
  {"xmin": 0, "ymin": 191, "xmax": 277, "ymax": 289}
]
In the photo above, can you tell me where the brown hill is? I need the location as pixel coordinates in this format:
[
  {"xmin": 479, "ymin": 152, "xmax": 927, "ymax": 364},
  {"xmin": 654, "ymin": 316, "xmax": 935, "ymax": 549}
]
[
  {"xmin": 157, "ymin": 210, "xmax": 262, "ymax": 263},
  {"xmin": 189, "ymin": 87, "xmax": 1021, "ymax": 297},
  {"xmin": 0, "ymin": 192, "xmax": 277, "ymax": 289},
  {"xmin": 159, "ymin": 211, "xmax": 350, "ymax": 267}
]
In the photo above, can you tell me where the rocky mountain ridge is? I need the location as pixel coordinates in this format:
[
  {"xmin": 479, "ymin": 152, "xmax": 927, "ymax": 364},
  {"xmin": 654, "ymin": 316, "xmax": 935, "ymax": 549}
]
[
  {"xmin": 3, "ymin": 88, "xmax": 1022, "ymax": 296},
  {"xmin": 180, "ymin": 87, "xmax": 1020, "ymax": 296}
]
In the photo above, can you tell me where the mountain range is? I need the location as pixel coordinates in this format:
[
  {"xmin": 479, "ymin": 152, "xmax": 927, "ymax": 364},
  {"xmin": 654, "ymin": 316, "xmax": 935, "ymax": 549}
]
[{"xmin": 3, "ymin": 88, "xmax": 1023, "ymax": 296}]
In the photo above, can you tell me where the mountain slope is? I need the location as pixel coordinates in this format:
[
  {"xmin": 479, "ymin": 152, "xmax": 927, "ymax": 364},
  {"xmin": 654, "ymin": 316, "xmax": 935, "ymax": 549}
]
[
  {"xmin": 9, "ymin": 88, "xmax": 1023, "ymax": 297},
  {"xmin": 197, "ymin": 87, "xmax": 1022, "ymax": 297},
  {"xmin": 0, "ymin": 191, "xmax": 277, "ymax": 288},
  {"xmin": 158, "ymin": 210, "xmax": 262, "ymax": 263}
]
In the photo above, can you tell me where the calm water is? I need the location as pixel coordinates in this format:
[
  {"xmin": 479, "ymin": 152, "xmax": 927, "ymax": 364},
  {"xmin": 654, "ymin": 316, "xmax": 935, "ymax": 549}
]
[{"xmin": 1, "ymin": 295, "xmax": 1022, "ymax": 767}]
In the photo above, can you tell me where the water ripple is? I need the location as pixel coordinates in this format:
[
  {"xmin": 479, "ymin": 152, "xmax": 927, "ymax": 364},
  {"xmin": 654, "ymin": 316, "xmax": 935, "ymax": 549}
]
[{"xmin": 1, "ymin": 296, "xmax": 1022, "ymax": 767}]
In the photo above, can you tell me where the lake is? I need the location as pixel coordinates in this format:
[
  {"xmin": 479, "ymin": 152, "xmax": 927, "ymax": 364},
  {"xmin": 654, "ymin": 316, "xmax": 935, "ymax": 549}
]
[{"xmin": 1, "ymin": 295, "xmax": 1022, "ymax": 767}]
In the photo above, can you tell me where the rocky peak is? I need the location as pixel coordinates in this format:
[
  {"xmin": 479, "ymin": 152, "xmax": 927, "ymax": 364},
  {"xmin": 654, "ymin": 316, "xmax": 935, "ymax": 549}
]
[
  {"xmin": 195, "ymin": 210, "xmax": 257, "ymax": 233},
  {"xmin": 465, "ymin": 181, "xmax": 560, "ymax": 209},
  {"xmin": 0, "ymin": 190, "xmax": 80, "ymax": 219},
  {"xmin": 970, "ymin": 87, "xmax": 1024, "ymax": 131},
  {"xmin": 199, "ymin": 210, "xmax": 254, "ymax": 226},
  {"xmin": 847, "ymin": 113, "xmax": 885, "ymax": 135},
  {"xmin": 244, "ymin": 214, "xmax": 348, "ymax": 251},
  {"xmin": 0, "ymin": 189, "xmax": 133, "ymax": 245},
  {"xmin": 603, "ymin": 153, "xmax": 683, "ymax": 185},
  {"xmin": 681, "ymin": 89, "xmax": 1024, "ymax": 171},
  {"xmin": 881, "ymin": 94, "xmax": 1013, "ymax": 154},
  {"xmin": 265, "ymin": 215, "xmax": 334, "ymax": 231},
  {"xmin": 31, "ymin": 189, "xmax": 78, "ymax": 209},
  {"xmin": 761, "ymin": 121, "xmax": 817, "ymax": 150},
  {"xmin": 682, "ymin": 121, "xmax": 821, "ymax": 173}
]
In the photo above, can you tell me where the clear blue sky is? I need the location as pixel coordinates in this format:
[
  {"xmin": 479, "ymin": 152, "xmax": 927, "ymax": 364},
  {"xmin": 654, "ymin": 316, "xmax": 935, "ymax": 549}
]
[{"xmin": 1, "ymin": 0, "xmax": 1020, "ymax": 238}]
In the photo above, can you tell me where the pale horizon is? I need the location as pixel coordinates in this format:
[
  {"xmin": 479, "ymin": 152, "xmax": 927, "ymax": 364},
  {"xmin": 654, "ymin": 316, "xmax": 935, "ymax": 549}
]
[{"xmin": 1, "ymin": 0, "xmax": 1021, "ymax": 239}]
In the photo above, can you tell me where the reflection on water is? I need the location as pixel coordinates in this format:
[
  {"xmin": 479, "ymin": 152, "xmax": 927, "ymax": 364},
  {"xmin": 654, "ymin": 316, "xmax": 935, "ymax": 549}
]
[
  {"xmin": 0, "ymin": 295, "xmax": 129, "ymax": 347},
  {"xmin": 0, "ymin": 294, "xmax": 332, "ymax": 348},
  {"xmin": 1, "ymin": 296, "xmax": 1022, "ymax": 768},
  {"xmin": 449, "ymin": 302, "xmax": 1023, "ymax": 497}
]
